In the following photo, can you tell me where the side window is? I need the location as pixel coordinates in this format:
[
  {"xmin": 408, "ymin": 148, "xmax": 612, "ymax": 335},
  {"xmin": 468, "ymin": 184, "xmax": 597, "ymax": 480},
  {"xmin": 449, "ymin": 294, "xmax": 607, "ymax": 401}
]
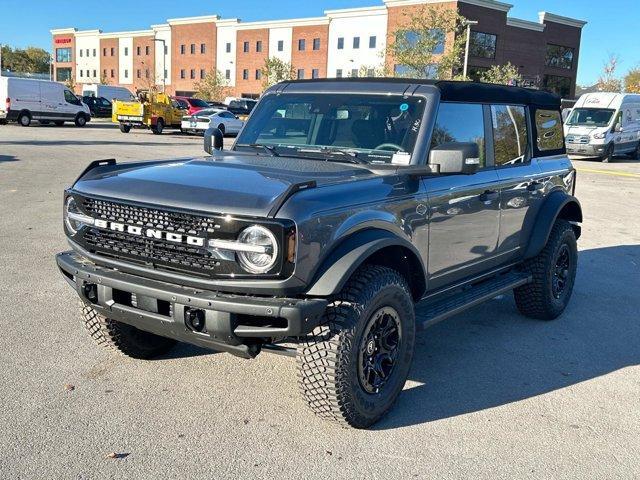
[
  {"xmin": 535, "ymin": 109, "xmax": 564, "ymax": 151},
  {"xmin": 64, "ymin": 90, "xmax": 79, "ymax": 105},
  {"xmin": 431, "ymin": 102, "xmax": 486, "ymax": 168},
  {"xmin": 491, "ymin": 105, "xmax": 529, "ymax": 166}
]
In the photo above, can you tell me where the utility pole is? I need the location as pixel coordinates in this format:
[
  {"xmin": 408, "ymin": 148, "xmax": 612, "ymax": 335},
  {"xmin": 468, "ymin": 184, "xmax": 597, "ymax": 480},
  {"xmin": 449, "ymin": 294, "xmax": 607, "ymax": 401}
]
[{"xmin": 463, "ymin": 20, "xmax": 478, "ymax": 80}]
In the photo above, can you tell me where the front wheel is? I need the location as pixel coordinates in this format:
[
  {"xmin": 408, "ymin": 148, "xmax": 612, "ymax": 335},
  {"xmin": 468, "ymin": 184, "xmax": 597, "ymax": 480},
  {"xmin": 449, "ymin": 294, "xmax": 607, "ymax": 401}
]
[
  {"xmin": 514, "ymin": 220, "xmax": 578, "ymax": 320},
  {"xmin": 632, "ymin": 141, "xmax": 640, "ymax": 160},
  {"xmin": 297, "ymin": 265, "xmax": 415, "ymax": 429},
  {"xmin": 75, "ymin": 114, "xmax": 87, "ymax": 127},
  {"xmin": 80, "ymin": 303, "xmax": 176, "ymax": 359},
  {"xmin": 600, "ymin": 144, "xmax": 614, "ymax": 163},
  {"xmin": 119, "ymin": 123, "xmax": 131, "ymax": 133}
]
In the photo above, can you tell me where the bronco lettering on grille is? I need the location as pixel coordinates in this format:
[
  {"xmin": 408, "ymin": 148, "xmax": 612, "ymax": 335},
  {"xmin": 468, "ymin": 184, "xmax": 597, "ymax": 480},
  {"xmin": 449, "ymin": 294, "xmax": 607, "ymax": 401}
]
[{"xmin": 93, "ymin": 219, "xmax": 205, "ymax": 247}]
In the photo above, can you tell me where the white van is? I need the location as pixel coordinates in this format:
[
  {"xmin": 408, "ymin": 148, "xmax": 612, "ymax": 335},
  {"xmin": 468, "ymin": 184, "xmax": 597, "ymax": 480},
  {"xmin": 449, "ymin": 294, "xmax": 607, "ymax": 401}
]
[
  {"xmin": 82, "ymin": 84, "xmax": 135, "ymax": 102},
  {"xmin": 0, "ymin": 77, "xmax": 91, "ymax": 127},
  {"xmin": 564, "ymin": 92, "xmax": 640, "ymax": 162}
]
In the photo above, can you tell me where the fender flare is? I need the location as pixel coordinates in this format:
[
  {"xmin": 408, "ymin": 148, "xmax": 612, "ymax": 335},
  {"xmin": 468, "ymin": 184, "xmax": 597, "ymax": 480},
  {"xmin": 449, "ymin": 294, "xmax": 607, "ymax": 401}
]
[
  {"xmin": 523, "ymin": 190, "xmax": 582, "ymax": 260},
  {"xmin": 306, "ymin": 228, "xmax": 427, "ymax": 299}
]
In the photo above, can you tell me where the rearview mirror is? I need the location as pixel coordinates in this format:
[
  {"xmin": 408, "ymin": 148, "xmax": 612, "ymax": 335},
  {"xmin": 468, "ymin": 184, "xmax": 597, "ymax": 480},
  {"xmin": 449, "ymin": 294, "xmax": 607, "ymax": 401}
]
[
  {"xmin": 204, "ymin": 127, "xmax": 224, "ymax": 155},
  {"xmin": 428, "ymin": 142, "xmax": 481, "ymax": 175}
]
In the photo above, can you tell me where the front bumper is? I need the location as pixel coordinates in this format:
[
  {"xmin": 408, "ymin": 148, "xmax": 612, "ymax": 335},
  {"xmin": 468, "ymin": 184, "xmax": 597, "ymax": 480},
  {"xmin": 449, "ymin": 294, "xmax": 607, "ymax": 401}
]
[
  {"xmin": 566, "ymin": 143, "xmax": 607, "ymax": 157},
  {"xmin": 56, "ymin": 251, "xmax": 327, "ymax": 358}
]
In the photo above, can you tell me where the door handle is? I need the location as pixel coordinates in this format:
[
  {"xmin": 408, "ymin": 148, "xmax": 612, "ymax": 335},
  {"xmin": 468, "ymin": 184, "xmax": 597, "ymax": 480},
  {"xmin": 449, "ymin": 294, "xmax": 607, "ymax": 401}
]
[
  {"xmin": 479, "ymin": 190, "xmax": 499, "ymax": 202},
  {"xmin": 527, "ymin": 181, "xmax": 543, "ymax": 192}
]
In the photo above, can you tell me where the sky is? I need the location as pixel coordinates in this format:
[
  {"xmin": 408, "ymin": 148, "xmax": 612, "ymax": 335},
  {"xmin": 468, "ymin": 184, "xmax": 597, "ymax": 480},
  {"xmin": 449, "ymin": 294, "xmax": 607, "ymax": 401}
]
[{"xmin": 1, "ymin": 0, "xmax": 638, "ymax": 86}]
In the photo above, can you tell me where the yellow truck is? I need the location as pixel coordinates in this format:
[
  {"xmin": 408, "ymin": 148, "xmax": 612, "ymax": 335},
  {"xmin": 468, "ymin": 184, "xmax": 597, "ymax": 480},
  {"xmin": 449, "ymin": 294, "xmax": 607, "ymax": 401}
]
[{"xmin": 112, "ymin": 91, "xmax": 187, "ymax": 134}]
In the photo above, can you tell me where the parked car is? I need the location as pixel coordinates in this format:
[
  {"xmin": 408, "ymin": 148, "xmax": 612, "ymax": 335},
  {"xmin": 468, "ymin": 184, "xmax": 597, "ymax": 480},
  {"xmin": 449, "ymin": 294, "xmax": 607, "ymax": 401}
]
[
  {"xmin": 0, "ymin": 77, "xmax": 91, "ymax": 127},
  {"xmin": 172, "ymin": 96, "xmax": 210, "ymax": 115},
  {"xmin": 113, "ymin": 91, "xmax": 187, "ymax": 134},
  {"xmin": 181, "ymin": 108, "xmax": 243, "ymax": 136},
  {"xmin": 82, "ymin": 84, "xmax": 135, "ymax": 102},
  {"xmin": 224, "ymin": 97, "xmax": 258, "ymax": 120},
  {"xmin": 82, "ymin": 96, "xmax": 112, "ymax": 118},
  {"xmin": 205, "ymin": 101, "xmax": 228, "ymax": 109},
  {"xmin": 57, "ymin": 79, "xmax": 581, "ymax": 429},
  {"xmin": 564, "ymin": 92, "xmax": 640, "ymax": 162}
]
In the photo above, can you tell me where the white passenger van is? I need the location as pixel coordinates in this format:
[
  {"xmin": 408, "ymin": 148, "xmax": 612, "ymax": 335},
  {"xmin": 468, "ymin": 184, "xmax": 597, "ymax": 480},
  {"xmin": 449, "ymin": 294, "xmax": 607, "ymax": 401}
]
[
  {"xmin": 82, "ymin": 84, "xmax": 135, "ymax": 102},
  {"xmin": 564, "ymin": 92, "xmax": 640, "ymax": 162},
  {"xmin": 0, "ymin": 77, "xmax": 91, "ymax": 127}
]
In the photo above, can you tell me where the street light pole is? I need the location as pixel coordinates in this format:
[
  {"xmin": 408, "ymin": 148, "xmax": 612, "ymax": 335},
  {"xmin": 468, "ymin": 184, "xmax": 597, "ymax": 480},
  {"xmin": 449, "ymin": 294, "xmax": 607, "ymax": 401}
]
[
  {"xmin": 463, "ymin": 20, "xmax": 478, "ymax": 80},
  {"xmin": 154, "ymin": 38, "xmax": 166, "ymax": 93}
]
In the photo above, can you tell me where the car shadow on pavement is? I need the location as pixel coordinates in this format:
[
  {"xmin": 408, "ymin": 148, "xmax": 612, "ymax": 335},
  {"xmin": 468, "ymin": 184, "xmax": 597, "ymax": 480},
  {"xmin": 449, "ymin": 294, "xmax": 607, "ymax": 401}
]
[
  {"xmin": 376, "ymin": 245, "xmax": 640, "ymax": 430},
  {"xmin": 0, "ymin": 155, "xmax": 18, "ymax": 163}
]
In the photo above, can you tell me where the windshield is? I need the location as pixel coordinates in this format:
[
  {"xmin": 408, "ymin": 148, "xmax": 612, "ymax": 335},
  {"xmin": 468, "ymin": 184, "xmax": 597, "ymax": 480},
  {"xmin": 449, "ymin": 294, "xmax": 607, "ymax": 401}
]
[
  {"xmin": 195, "ymin": 109, "xmax": 222, "ymax": 116},
  {"xmin": 235, "ymin": 93, "xmax": 426, "ymax": 164},
  {"xmin": 189, "ymin": 98, "xmax": 210, "ymax": 108},
  {"xmin": 566, "ymin": 108, "xmax": 615, "ymax": 127}
]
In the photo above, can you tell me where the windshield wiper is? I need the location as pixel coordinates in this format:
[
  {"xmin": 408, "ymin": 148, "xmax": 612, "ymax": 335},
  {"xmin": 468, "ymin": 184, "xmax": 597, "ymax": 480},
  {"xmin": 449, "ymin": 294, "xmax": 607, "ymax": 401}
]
[
  {"xmin": 237, "ymin": 143, "xmax": 280, "ymax": 157},
  {"xmin": 293, "ymin": 147, "xmax": 367, "ymax": 164}
]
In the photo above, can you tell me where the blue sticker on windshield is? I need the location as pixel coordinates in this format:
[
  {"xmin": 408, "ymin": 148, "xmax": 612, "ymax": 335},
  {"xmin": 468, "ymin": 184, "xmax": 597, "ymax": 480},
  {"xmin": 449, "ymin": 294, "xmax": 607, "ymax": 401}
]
[{"xmin": 399, "ymin": 103, "xmax": 409, "ymax": 112}]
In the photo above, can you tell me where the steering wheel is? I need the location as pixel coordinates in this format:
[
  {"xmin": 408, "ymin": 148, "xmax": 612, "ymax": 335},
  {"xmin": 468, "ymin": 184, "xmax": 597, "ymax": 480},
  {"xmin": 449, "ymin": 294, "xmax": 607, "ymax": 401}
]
[{"xmin": 374, "ymin": 143, "xmax": 404, "ymax": 152}]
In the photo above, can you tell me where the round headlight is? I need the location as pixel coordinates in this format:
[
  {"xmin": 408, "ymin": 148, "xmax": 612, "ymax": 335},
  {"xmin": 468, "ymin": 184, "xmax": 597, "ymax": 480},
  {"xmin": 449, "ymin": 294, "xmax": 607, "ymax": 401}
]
[
  {"xmin": 64, "ymin": 196, "xmax": 81, "ymax": 235},
  {"xmin": 237, "ymin": 225, "xmax": 278, "ymax": 274}
]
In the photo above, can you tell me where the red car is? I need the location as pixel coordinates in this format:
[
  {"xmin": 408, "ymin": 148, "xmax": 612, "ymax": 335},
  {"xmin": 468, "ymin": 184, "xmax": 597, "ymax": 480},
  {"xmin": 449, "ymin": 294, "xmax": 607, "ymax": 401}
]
[{"xmin": 171, "ymin": 96, "xmax": 210, "ymax": 115}]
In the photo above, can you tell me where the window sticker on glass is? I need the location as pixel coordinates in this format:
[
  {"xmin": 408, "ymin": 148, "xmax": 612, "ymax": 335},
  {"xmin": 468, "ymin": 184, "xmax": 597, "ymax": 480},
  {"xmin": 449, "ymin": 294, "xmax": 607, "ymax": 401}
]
[{"xmin": 399, "ymin": 103, "xmax": 409, "ymax": 112}]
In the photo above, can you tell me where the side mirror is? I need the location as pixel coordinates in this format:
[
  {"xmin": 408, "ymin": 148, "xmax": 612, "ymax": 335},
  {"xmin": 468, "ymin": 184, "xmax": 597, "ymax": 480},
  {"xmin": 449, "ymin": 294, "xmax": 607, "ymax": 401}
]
[
  {"xmin": 428, "ymin": 142, "xmax": 481, "ymax": 175},
  {"xmin": 204, "ymin": 126, "xmax": 224, "ymax": 155},
  {"xmin": 614, "ymin": 123, "xmax": 622, "ymax": 133}
]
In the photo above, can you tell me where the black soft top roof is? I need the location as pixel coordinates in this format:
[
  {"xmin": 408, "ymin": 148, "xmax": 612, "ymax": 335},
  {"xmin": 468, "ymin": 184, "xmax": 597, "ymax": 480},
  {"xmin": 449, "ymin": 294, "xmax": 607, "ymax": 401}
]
[{"xmin": 280, "ymin": 78, "xmax": 561, "ymax": 109}]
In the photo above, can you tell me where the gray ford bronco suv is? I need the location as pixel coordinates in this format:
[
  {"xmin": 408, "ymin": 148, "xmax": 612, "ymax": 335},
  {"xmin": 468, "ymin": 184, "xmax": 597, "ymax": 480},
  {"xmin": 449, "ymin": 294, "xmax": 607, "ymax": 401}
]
[{"xmin": 56, "ymin": 79, "xmax": 581, "ymax": 428}]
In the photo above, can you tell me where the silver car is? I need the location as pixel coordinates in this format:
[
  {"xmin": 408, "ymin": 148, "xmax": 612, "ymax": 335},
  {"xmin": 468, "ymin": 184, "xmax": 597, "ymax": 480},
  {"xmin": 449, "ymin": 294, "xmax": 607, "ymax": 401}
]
[{"xmin": 181, "ymin": 108, "xmax": 244, "ymax": 136}]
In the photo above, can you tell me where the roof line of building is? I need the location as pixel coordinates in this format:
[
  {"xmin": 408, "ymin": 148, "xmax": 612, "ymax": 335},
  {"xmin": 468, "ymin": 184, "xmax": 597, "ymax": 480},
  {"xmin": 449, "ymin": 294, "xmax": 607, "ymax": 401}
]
[{"xmin": 51, "ymin": 1, "xmax": 587, "ymax": 39}]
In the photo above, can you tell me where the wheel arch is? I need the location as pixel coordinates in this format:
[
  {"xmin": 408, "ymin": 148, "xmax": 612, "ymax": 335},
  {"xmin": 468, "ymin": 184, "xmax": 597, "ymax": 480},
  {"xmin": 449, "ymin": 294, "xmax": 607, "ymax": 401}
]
[
  {"xmin": 523, "ymin": 190, "xmax": 582, "ymax": 260},
  {"xmin": 306, "ymin": 228, "xmax": 427, "ymax": 301}
]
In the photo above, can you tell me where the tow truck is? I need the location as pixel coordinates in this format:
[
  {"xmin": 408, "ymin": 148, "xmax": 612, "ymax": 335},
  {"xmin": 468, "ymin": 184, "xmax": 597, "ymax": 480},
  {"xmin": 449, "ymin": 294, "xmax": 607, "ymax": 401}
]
[{"xmin": 112, "ymin": 89, "xmax": 187, "ymax": 134}]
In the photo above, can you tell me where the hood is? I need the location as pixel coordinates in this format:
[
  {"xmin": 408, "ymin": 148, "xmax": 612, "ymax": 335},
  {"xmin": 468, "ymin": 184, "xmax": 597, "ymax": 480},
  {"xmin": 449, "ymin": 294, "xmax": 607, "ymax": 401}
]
[
  {"xmin": 565, "ymin": 124, "xmax": 604, "ymax": 135},
  {"xmin": 72, "ymin": 151, "xmax": 378, "ymax": 217}
]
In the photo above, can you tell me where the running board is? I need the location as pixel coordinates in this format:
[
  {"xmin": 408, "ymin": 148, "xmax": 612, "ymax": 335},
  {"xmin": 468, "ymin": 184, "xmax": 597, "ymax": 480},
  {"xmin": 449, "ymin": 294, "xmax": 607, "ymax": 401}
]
[{"xmin": 416, "ymin": 272, "xmax": 531, "ymax": 329}]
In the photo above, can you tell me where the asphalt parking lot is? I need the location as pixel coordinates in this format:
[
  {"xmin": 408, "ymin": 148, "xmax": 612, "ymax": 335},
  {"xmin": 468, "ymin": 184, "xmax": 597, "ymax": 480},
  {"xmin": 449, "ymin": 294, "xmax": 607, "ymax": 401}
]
[{"xmin": 1, "ymin": 121, "xmax": 639, "ymax": 479}]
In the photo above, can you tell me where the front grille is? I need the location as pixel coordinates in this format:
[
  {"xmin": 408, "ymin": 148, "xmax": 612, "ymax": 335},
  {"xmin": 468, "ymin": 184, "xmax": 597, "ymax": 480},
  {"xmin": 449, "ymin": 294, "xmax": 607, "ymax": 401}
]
[
  {"xmin": 566, "ymin": 135, "xmax": 589, "ymax": 144},
  {"xmin": 72, "ymin": 195, "xmax": 293, "ymax": 279}
]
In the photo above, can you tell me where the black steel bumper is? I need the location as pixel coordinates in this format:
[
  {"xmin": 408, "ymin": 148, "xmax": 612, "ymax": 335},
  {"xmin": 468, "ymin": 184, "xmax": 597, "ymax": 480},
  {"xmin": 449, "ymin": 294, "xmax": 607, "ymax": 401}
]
[{"xmin": 56, "ymin": 251, "xmax": 327, "ymax": 358}]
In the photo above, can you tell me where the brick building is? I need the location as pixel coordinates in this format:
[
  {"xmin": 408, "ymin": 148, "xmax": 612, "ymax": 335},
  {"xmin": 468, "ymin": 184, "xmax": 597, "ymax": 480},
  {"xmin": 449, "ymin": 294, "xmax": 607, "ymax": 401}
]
[{"xmin": 50, "ymin": 0, "xmax": 586, "ymax": 99}]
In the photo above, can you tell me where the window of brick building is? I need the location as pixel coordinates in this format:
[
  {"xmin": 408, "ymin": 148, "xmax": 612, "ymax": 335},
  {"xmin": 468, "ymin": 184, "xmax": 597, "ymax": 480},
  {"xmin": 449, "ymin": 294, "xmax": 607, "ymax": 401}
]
[
  {"xmin": 336, "ymin": 69, "xmax": 343, "ymax": 78},
  {"xmin": 298, "ymin": 39, "xmax": 306, "ymax": 51},
  {"xmin": 545, "ymin": 44, "xmax": 574, "ymax": 70},
  {"xmin": 353, "ymin": 37, "xmax": 360, "ymax": 49},
  {"xmin": 136, "ymin": 46, "xmax": 140, "ymax": 55},
  {"xmin": 312, "ymin": 69, "xmax": 319, "ymax": 79},
  {"xmin": 278, "ymin": 40, "xmax": 284, "ymax": 52},
  {"xmin": 337, "ymin": 37, "xmax": 344, "ymax": 49},
  {"xmin": 256, "ymin": 41, "xmax": 263, "ymax": 52},
  {"xmin": 146, "ymin": 46, "xmax": 150, "ymax": 55},
  {"xmin": 103, "ymin": 48, "xmax": 106, "ymax": 56},
  {"xmin": 201, "ymin": 43, "xmax": 206, "ymax": 54},
  {"xmin": 190, "ymin": 44, "xmax": 195, "ymax": 54},
  {"xmin": 201, "ymin": 69, "xmax": 206, "ymax": 79},
  {"xmin": 243, "ymin": 41, "xmax": 250, "ymax": 53},
  {"xmin": 297, "ymin": 69, "xmax": 305, "ymax": 79},
  {"xmin": 369, "ymin": 36, "xmax": 377, "ymax": 48},
  {"xmin": 243, "ymin": 69, "xmax": 249, "ymax": 80},
  {"xmin": 226, "ymin": 42, "xmax": 231, "ymax": 53},
  {"xmin": 137, "ymin": 70, "xmax": 141, "ymax": 79},
  {"xmin": 470, "ymin": 31, "xmax": 497, "ymax": 59},
  {"xmin": 180, "ymin": 69, "xmax": 185, "ymax": 79},
  {"xmin": 111, "ymin": 47, "xmax": 115, "ymax": 56},
  {"xmin": 225, "ymin": 69, "xmax": 231, "ymax": 80},
  {"xmin": 351, "ymin": 69, "xmax": 358, "ymax": 78},
  {"xmin": 190, "ymin": 69, "xmax": 196, "ymax": 79},
  {"xmin": 110, "ymin": 69, "xmax": 114, "ymax": 78},
  {"xmin": 124, "ymin": 69, "xmax": 128, "ymax": 79},
  {"xmin": 255, "ymin": 69, "xmax": 262, "ymax": 80},
  {"xmin": 180, "ymin": 44, "xmax": 185, "ymax": 55},
  {"xmin": 313, "ymin": 38, "xmax": 320, "ymax": 50}
]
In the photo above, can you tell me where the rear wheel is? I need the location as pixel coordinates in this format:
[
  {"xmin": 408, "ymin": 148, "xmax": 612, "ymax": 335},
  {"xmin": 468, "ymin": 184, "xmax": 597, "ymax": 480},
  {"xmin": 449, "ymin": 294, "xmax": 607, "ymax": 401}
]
[
  {"xmin": 80, "ymin": 303, "xmax": 176, "ymax": 359},
  {"xmin": 119, "ymin": 123, "xmax": 131, "ymax": 133},
  {"xmin": 297, "ymin": 265, "xmax": 416, "ymax": 429},
  {"xmin": 217, "ymin": 124, "xmax": 226, "ymax": 136},
  {"xmin": 74, "ymin": 113, "xmax": 87, "ymax": 127},
  {"xmin": 632, "ymin": 141, "xmax": 640, "ymax": 160},
  {"xmin": 152, "ymin": 118, "xmax": 164, "ymax": 135},
  {"xmin": 18, "ymin": 111, "xmax": 31, "ymax": 127},
  {"xmin": 514, "ymin": 220, "xmax": 578, "ymax": 320}
]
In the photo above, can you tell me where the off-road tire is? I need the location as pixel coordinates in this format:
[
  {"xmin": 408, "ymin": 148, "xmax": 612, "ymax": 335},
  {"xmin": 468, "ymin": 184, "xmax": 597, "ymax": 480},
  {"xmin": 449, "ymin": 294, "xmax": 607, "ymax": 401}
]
[
  {"xmin": 297, "ymin": 265, "xmax": 416, "ymax": 429},
  {"xmin": 74, "ymin": 113, "xmax": 87, "ymax": 127},
  {"xmin": 152, "ymin": 118, "xmax": 164, "ymax": 135},
  {"xmin": 119, "ymin": 123, "xmax": 131, "ymax": 133},
  {"xmin": 80, "ymin": 303, "xmax": 176, "ymax": 359},
  {"xmin": 514, "ymin": 220, "xmax": 577, "ymax": 320}
]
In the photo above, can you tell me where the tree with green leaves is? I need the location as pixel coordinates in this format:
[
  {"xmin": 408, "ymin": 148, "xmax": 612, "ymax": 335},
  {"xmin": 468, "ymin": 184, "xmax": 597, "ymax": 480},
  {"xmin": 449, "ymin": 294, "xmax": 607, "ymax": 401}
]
[
  {"xmin": 1, "ymin": 45, "xmax": 51, "ymax": 74},
  {"xmin": 194, "ymin": 69, "xmax": 230, "ymax": 102},
  {"xmin": 479, "ymin": 62, "xmax": 523, "ymax": 86},
  {"xmin": 261, "ymin": 57, "xmax": 296, "ymax": 89},
  {"xmin": 388, "ymin": 4, "xmax": 467, "ymax": 79},
  {"xmin": 623, "ymin": 67, "xmax": 640, "ymax": 94}
]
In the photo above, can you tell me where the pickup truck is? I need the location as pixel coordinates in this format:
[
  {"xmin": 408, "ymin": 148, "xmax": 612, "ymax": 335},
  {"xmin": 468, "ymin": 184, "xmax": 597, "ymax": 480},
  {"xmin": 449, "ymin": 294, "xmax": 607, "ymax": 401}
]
[
  {"xmin": 57, "ymin": 79, "xmax": 581, "ymax": 428},
  {"xmin": 112, "ymin": 91, "xmax": 187, "ymax": 134}
]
